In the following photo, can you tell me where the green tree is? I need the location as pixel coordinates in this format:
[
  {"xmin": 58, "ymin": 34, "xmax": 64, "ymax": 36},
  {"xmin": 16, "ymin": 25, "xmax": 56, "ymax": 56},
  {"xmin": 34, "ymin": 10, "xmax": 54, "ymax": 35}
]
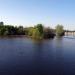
[
  {"xmin": 17, "ymin": 26, "xmax": 25, "ymax": 35},
  {"xmin": 36, "ymin": 24, "xmax": 43, "ymax": 36},
  {"xmin": 28, "ymin": 27, "xmax": 34, "ymax": 36},
  {"xmin": 56, "ymin": 24, "xmax": 64, "ymax": 36},
  {"xmin": 0, "ymin": 28, "xmax": 6, "ymax": 35},
  {"xmin": 32, "ymin": 28, "xmax": 41, "ymax": 39}
]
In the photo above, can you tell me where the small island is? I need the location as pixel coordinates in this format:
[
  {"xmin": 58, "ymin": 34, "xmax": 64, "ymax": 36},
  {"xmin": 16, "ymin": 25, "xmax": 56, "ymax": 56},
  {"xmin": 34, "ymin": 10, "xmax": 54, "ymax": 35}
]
[{"xmin": 0, "ymin": 22, "xmax": 64, "ymax": 39}]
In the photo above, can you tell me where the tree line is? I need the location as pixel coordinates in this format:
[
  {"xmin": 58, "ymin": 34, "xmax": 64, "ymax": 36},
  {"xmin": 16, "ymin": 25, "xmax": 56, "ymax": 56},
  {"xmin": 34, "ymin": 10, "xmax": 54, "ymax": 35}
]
[{"xmin": 0, "ymin": 22, "xmax": 64, "ymax": 39}]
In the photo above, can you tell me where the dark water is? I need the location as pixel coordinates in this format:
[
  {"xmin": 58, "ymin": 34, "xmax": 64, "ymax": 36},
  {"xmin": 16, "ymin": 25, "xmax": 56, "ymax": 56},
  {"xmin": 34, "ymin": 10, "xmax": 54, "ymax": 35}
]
[{"xmin": 0, "ymin": 37, "xmax": 75, "ymax": 75}]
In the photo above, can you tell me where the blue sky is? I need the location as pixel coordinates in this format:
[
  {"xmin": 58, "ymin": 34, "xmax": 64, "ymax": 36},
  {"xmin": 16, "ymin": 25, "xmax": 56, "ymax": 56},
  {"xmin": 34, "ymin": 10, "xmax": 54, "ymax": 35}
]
[{"xmin": 0, "ymin": 0, "xmax": 75, "ymax": 30}]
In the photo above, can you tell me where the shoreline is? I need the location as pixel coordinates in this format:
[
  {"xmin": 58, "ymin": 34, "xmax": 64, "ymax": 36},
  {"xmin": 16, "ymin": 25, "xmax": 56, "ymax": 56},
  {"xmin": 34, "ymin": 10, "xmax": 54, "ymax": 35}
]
[{"xmin": 0, "ymin": 35, "xmax": 55, "ymax": 39}]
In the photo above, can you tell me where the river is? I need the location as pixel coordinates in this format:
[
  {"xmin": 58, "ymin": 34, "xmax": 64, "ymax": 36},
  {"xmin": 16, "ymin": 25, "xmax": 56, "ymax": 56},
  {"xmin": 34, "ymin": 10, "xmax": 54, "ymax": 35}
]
[{"xmin": 0, "ymin": 36, "xmax": 75, "ymax": 75}]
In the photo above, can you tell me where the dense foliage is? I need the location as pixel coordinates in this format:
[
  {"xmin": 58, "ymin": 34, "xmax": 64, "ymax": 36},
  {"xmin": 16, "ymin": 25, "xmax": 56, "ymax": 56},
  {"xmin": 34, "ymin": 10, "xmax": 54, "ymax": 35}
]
[
  {"xmin": 43, "ymin": 27, "xmax": 55, "ymax": 39},
  {"xmin": 0, "ymin": 22, "xmax": 65, "ymax": 39},
  {"xmin": 28, "ymin": 24, "xmax": 55, "ymax": 39},
  {"xmin": 28, "ymin": 24, "xmax": 44, "ymax": 39},
  {"xmin": 0, "ymin": 22, "xmax": 26, "ymax": 36}
]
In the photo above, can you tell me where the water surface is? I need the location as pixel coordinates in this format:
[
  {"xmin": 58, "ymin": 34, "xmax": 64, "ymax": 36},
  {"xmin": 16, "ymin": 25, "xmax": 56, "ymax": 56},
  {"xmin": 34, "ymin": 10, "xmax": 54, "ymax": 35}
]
[{"xmin": 0, "ymin": 37, "xmax": 75, "ymax": 75}]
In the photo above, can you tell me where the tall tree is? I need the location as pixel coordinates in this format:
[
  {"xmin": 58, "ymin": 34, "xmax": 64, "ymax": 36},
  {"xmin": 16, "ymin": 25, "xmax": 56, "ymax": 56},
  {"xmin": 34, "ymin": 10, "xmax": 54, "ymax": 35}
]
[
  {"xmin": 36, "ymin": 24, "xmax": 43, "ymax": 36},
  {"xmin": 56, "ymin": 24, "xmax": 64, "ymax": 36}
]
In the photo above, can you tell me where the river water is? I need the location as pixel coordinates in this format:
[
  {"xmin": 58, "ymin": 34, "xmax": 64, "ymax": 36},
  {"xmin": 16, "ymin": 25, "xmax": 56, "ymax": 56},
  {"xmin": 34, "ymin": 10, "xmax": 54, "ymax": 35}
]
[{"xmin": 0, "ymin": 36, "xmax": 75, "ymax": 75}]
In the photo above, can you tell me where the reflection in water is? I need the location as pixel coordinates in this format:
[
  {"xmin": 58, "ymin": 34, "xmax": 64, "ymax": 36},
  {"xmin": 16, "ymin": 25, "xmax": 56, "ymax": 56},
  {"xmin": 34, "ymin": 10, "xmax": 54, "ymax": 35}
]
[
  {"xmin": 0, "ymin": 37, "xmax": 75, "ymax": 75},
  {"xmin": 54, "ymin": 38, "xmax": 64, "ymax": 75}
]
